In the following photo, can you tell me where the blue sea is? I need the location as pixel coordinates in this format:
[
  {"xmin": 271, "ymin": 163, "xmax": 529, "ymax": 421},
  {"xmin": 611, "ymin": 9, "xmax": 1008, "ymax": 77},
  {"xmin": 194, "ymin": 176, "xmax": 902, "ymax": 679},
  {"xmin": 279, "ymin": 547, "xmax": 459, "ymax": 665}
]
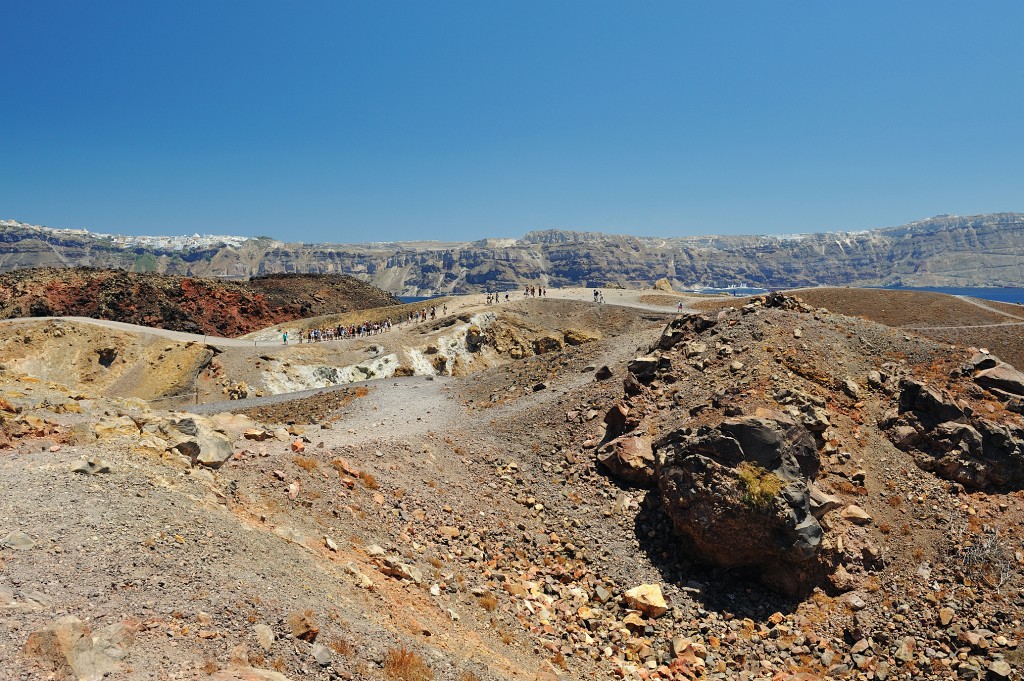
[
  {"xmin": 697, "ymin": 286, "xmax": 1024, "ymax": 306},
  {"xmin": 398, "ymin": 295, "xmax": 445, "ymax": 304},
  {"xmin": 881, "ymin": 287, "xmax": 1024, "ymax": 305}
]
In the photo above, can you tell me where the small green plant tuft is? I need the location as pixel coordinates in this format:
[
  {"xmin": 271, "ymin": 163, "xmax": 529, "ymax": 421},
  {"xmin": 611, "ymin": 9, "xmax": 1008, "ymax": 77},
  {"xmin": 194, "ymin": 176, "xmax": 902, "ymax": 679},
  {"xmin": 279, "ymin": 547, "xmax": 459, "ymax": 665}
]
[{"xmin": 736, "ymin": 461, "xmax": 784, "ymax": 510}]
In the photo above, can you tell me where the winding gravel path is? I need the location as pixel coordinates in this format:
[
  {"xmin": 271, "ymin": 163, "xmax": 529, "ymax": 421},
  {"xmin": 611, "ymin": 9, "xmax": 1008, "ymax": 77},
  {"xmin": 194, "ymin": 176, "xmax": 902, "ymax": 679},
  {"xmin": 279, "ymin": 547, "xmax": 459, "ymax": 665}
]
[{"xmin": 0, "ymin": 316, "xmax": 272, "ymax": 349}]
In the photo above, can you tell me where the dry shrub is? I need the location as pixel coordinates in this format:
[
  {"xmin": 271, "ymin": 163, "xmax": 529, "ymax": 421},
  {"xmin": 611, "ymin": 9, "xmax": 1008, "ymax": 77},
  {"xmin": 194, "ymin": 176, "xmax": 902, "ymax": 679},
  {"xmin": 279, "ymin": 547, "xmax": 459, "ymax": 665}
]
[
  {"xmin": 888, "ymin": 496, "xmax": 903, "ymax": 507},
  {"xmin": 458, "ymin": 672, "xmax": 481, "ymax": 681},
  {"xmin": 202, "ymin": 659, "xmax": 218, "ymax": 675},
  {"xmin": 879, "ymin": 523, "xmax": 892, "ymax": 534},
  {"xmin": 294, "ymin": 456, "xmax": 319, "ymax": 472},
  {"xmin": 901, "ymin": 523, "xmax": 912, "ymax": 536},
  {"xmin": 330, "ymin": 638, "xmax": 355, "ymax": 656},
  {"xmin": 359, "ymin": 471, "xmax": 379, "ymax": 490},
  {"xmin": 553, "ymin": 652, "xmax": 568, "ymax": 669},
  {"xmin": 383, "ymin": 646, "xmax": 434, "ymax": 681},
  {"xmin": 271, "ymin": 657, "xmax": 286, "ymax": 672},
  {"xmin": 500, "ymin": 630, "xmax": 515, "ymax": 645},
  {"xmin": 478, "ymin": 593, "xmax": 498, "ymax": 612},
  {"xmin": 913, "ymin": 548, "xmax": 925, "ymax": 562},
  {"xmin": 834, "ymin": 480, "xmax": 856, "ymax": 495},
  {"xmin": 393, "ymin": 487, "xmax": 406, "ymax": 499},
  {"xmin": 949, "ymin": 526, "xmax": 1016, "ymax": 590}
]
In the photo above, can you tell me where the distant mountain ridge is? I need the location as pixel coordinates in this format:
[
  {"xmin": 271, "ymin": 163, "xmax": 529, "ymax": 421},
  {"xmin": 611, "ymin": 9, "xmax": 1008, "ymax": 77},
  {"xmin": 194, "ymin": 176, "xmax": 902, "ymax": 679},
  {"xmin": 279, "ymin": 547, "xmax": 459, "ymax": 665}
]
[{"xmin": 2, "ymin": 213, "xmax": 1023, "ymax": 294}]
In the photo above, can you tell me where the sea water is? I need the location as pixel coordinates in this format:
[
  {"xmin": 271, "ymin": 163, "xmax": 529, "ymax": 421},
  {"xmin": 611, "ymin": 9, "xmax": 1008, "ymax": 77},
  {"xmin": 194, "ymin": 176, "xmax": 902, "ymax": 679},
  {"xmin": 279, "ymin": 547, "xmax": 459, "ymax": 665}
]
[{"xmin": 880, "ymin": 287, "xmax": 1024, "ymax": 305}]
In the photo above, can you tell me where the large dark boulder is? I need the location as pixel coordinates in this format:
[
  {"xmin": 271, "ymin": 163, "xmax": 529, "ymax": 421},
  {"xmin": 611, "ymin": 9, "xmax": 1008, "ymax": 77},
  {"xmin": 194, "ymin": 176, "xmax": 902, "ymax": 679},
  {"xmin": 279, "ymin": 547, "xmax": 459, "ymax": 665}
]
[{"xmin": 655, "ymin": 414, "xmax": 827, "ymax": 596}]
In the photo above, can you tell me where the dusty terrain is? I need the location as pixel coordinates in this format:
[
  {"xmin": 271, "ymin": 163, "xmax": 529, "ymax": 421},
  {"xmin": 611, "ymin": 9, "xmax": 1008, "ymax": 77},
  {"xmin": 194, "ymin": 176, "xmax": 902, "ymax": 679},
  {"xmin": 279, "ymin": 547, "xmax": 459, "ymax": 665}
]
[
  {"xmin": 0, "ymin": 269, "xmax": 400, "ymax": 337},
  {"xmin": 696, "ymin": 287, "xmax": 1024, "ymax": 371},
  {"xmin": 1, "ymin": 286, "xmax": 1023, "ymax": 681}
]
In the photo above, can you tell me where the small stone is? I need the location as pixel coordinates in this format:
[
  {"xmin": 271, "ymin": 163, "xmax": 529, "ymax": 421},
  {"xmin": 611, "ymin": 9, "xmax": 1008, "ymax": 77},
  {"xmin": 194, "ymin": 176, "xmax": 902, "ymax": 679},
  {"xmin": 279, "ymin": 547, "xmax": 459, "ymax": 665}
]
[
  {"xmin": 841, "ymin": 593, "xmax": 867, "ymax": 611},
  {"xmin": 1, "ymin": 530, "xmax": 34, "ymax": 550},
  {"xmin": 254, "ymin": 624, "xmax": 275, "ymax": 651},
  {"xmin": 988, "ymin": 660, "xmax": 1012, "ymax": 678},
  {"xmin": 324, "ymin": 536, "xmax": 338, "ymax": 552},
  {"xmin": 312, "ymin": 643, "xmax": 332, "ymax": 667},
  {"xmin": 71, "ymin": 457, "xmax": 110, "ymax": 475},
  {"xmin": 290, "ymin": 440, "xmax": 305, "ymax": 453},
  {"xmin": 380, "ymin": 556, "xmax": 423, "ymax": 584},
  {"xmin": 843, "ymin": 378, "xmax": 861, "ymax": 398},
  {"xmin": 230, "ymin": 644, "xmax": 250, "ymax": 667},
  {"xmin": 938, "ymin": 607, "xmax": 954, "ymax": 626},
  {"xmin": 830, "ymin": 564, "xmax": 855, "ymax": 592},
  {"xmin": 623, "ymin": 584, "xmax": 668, "ymax": 618},
  {"xmin": 841, "ymin": 505, "xmax": 872, "ymax": 525},
  {"xmin": 286, "ymin": 611, "xmax": 318, "ymax": 642},
  {"xmin": 895, "ymin": 636, "xmax": 916, "ymax": 662}
]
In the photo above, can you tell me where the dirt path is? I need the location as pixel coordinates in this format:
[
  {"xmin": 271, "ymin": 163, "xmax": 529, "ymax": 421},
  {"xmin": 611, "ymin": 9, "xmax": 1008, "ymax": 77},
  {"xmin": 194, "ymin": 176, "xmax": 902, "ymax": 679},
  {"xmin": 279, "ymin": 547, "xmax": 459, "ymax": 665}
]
[
  {"xmin": 905, "ymin": 296, "xmax": 1024, "ymax": 330},
  {"xmin": 0, "ymin": 316, "xmax": 265, "ymax": 349},
  {"xmin": 953, "ymin": 294, "xmax": 1024, "ymax": 321}
]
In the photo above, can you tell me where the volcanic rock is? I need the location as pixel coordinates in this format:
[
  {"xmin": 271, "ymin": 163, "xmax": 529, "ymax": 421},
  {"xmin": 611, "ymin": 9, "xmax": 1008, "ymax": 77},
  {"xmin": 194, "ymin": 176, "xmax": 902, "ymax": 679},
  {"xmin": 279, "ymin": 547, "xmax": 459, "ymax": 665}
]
[
  {"xmin": 655, "ymin": 414, "xmax": 826, "ymax": 595},
  {"xmin": 596, "ymin": 434, "xmax": 655, "ymax": 486}
]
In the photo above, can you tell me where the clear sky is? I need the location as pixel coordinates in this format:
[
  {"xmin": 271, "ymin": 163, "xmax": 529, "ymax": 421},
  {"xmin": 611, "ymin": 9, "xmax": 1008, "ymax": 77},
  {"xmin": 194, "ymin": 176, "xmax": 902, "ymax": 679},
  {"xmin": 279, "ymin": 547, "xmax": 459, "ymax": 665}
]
[{"xmin": 2, "ymin": 1, "xmax": 1022, "ymax": 242}]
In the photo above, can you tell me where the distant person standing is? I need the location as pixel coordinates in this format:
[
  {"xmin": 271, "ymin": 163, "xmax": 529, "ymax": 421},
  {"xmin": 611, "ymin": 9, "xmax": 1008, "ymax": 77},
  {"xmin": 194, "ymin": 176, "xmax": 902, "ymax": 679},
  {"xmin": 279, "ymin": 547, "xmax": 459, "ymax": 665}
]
[{"xmin": 282, "ymin": 330, "xmax": 288, "ymax": 345}]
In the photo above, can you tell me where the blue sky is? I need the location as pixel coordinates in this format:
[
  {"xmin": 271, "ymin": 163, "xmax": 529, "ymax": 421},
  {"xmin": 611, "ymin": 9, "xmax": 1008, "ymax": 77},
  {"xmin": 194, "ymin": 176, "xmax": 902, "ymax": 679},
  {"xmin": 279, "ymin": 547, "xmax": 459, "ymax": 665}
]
[{"xmin": 2, "ymin": 1, "xmax": 1022, "ymax": 242}]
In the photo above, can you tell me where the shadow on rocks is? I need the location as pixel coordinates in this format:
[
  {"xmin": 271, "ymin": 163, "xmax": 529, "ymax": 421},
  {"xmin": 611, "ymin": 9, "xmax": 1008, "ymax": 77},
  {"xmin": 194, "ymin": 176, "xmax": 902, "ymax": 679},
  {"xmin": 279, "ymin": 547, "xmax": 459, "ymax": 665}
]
[{"xmin": 631, "ymin": 490, "xmax": 802, "ymax": 622}]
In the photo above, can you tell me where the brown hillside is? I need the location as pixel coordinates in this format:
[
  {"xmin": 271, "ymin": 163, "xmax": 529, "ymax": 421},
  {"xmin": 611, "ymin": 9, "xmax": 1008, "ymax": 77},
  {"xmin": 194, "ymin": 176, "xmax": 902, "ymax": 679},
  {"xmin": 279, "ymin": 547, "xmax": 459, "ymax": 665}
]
[
  {"xmin": 695, "ymin": 287, "xmax": 1024, "ymax": 370},
  {"xmin": 0, "ymin": 268, "xmax": 400, "ymax": 337}
]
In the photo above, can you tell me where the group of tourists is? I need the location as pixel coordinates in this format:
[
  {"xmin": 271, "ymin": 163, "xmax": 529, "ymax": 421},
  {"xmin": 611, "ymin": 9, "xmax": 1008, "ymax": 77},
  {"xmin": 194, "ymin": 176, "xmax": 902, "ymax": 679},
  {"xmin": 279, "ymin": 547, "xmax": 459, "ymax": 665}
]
[
  {"xmin": 282, "ymin": 303, "xmax": 456, "ymax": 344},
  {"xmin": 286, "ymin": 320, "xmax": 395, "ymax": 344},
  {"xmin": 525, "ymin": 285, "xmax": 546, "ymax": 297},
  {"xmin": 408, "ymin": 305, "xmax": 444, "ymax": 323},
  {"xmin": 593, "ymin": 289, "xmax": 605, "ymax": 304}
]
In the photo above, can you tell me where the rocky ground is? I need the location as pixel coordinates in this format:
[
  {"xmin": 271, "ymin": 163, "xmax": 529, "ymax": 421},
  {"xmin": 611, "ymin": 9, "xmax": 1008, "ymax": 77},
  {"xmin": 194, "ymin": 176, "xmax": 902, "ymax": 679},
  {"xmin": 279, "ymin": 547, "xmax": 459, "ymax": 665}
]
[
  {"xmin": 1, "ymin": 287, "xmax": 1023, "ymax": 681},
  {"xmin": 0, "ymin": 269, "xmax": 400, "ymax": 337}
]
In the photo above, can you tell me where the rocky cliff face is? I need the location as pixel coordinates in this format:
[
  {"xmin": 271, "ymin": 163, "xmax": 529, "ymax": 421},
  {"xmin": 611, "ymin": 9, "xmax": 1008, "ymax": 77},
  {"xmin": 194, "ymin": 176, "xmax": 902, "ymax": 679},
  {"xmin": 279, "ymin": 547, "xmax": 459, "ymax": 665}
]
[{"xmin": 2, "ymin": 213, "xmax": 1023, "ymax": 294}]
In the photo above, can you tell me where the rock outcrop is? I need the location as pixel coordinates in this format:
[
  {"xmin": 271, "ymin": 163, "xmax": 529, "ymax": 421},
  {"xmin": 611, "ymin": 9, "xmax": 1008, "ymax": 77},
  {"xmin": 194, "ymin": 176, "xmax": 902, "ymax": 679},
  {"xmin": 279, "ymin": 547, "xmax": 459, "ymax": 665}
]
[
  {"xmin": 656, "ymin": 415, "xmax": 827, "ymax": 596},
  {"xmin": 884, "ymin": 375, "xmax": 1024, "ymax": 489}
]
